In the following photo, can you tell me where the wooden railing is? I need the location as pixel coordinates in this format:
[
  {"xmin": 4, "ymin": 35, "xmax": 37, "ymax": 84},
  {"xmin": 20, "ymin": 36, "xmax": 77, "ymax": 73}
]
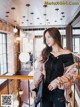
[
  {"xmin": 0, "ymin": 75, "xmax": 33, "ymax": 80},
  {"xmin": 0, "ymin": 75, "xmax": 80, "ymax": 80}
]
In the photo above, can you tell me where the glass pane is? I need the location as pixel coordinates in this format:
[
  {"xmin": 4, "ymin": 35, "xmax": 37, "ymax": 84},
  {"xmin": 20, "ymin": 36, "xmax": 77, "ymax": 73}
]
[
  {"xmin": 1, "ymin": 65, "xmax": 4, "ymax": 75},
  {"xmin": 63, "ymin": 38, "xmax": 66, "ymax": 48},
  {"xmin": 0, "ymin": 33, "xmax": 7, "ymax": 75},
  {"xmin": 3, "ymin": 44, "xmax": 6, "ymax": 53},
  {"xmin": 4, "ymin": 64, "xmax": 7, "ymax": 74},
  {"xmin": 0, "ymin": 44, "xmax": 3, "ymax": 54},
  {"xmin": 0, "ymin": 34, "xmax": 3, "ymax": 43},
  {"xmin": 74, "ymin": 38, "xmax": 79, "ymax": 54},
  {"xmin": 35, "ymin": 37, "xmax": 45, "ymax": 57},
  {"xmin": 3, "ymin": 54, "xmax": 7, "ymax": 64},
  {"xmin": 3, "ymin": 34, "xmax": 6, "ymax": 43},
  {"xmin": 73, "ymin": 29, "xmax": 80, "ymax": 34},
  {"xmin": 0, "ymin": 55, "xmax": 3, "ymax": 65}
]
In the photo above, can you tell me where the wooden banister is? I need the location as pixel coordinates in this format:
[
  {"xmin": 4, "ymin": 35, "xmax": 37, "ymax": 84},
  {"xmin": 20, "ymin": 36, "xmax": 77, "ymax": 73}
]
[
  {"xmin": 0, "ymin": 75, "xmax": 33, "ymax": 80},
  {"xmin": 0, "ymin": 75, "xmax": 80, "ymax": 80}
]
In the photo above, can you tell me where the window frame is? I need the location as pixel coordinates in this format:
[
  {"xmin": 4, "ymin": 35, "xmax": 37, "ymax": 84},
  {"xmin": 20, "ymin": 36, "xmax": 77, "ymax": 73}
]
[
  {"xmin": 73, "ymin": 36, "xmax": 80, "ymax": 54},
  {"xmin": 0, "ymin": 32, "xmax": 8, "ymax": 75}
]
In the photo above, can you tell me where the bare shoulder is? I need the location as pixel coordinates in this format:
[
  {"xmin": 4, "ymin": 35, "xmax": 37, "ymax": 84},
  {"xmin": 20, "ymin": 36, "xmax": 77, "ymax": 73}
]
[{"xmin": 62, "ymin": 49, "xmax": 72, "ymax": 54}]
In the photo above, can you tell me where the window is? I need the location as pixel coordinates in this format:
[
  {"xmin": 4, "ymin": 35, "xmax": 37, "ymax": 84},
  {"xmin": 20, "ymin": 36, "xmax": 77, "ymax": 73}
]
[
  {"xmin": 62, "ymin": 35, "xmax": 66, "ymax": 48},
  {"xmin": 73, "ymin": 29, "xmax": 80, "ymax": 54},
  {"xmin": 35, "ymin": 37, "xmax": 45, "ymax": 57},
  {"xmin": 62, "ymin": 37, "xmax": 66, "ymax": 48},
  {"xmin": 0, "ymin": 33, "xmax": 8, "ymax": 75},
  {"xmin": 73, "ymin": 37, "xmax": 80, "ymax": 54}
]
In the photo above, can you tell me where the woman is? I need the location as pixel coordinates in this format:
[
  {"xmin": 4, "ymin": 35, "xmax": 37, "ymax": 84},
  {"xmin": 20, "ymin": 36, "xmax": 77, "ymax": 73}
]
[{"xmin": 32, "ymin": 28, "xmax": 78, "ymax": 107}]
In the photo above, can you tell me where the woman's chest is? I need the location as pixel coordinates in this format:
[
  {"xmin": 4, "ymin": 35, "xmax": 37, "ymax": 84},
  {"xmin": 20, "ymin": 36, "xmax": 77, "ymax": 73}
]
[{"xmin": 45, "ymin": 57, "xmax": 64, "ymax": 71}]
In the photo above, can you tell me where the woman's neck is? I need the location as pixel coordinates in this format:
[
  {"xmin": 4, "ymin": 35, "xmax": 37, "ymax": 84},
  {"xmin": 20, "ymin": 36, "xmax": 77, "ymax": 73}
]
[{"xmin": 52, "ymin": 44, "xmax": 62, "ymax": 53}]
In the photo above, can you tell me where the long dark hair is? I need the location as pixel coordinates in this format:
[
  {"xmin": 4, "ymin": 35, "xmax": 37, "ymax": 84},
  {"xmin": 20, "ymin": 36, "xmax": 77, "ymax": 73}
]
[{"xmin": 41, "ymin": 27, "xmax": 63, "ymax": 62}]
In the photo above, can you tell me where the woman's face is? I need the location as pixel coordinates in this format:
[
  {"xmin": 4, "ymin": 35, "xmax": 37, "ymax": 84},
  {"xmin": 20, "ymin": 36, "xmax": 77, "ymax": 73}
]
[{"xmin": 45, "ymin": 32, "xmax": 55, "ymax": 47}]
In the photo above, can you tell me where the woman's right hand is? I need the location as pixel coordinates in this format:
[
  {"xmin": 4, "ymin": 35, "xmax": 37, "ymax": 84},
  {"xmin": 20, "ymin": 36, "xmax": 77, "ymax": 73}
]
[{"xmin": 32, "ymin": 91, "xmax": 37, "ymax": 99}]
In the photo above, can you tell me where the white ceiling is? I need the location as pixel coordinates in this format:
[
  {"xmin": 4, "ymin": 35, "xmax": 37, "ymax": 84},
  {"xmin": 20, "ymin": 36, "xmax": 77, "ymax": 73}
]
[{"xmin": 0, "ymin": 0, "xmax": 80, "ymax": 29}]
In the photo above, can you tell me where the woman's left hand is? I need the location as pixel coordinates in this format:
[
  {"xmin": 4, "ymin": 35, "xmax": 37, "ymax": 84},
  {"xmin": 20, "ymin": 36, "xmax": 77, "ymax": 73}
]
[{"xmin": 48, "ymin": 79, "xmax": 58, "ymax": 91}]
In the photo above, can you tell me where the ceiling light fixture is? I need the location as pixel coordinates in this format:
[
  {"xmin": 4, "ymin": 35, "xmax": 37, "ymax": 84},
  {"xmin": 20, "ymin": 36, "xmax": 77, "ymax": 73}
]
[
  {"xmin": 55, "ymin": 8, "xmax": 59, "ymax": 11},
  {"xmin": 5, "ymin": 15, "xmax": 9, "ymax": 17},
  {"xmin": 30, "ymin": 12, "xmax": 34, "ymax": 26},
  {"xmin": 55, "ymin": 8, "xmax": 59, "ymax": 23},
  {"xmin": 46, "ymin": 19, "xmax": 49, "ymax": 21},
  {"xmin": 43, "ymin": 13, "xmax": 46, "ymax": 16},
  {"xmin": 62, "ymin": 15, "xmax": 65, "ymax": 18},
  {"xmin": 5, "ymin": 14, "xmax": 9, "ymax": 32},
  {"xmin": 26, "ymin": 4, "xmax": 30, "ymax": 27},
  {"xmin": 13, "ymin": 21, "xmax": 18, "ymax": 33},
  {"xmin": 6, "ymin": 11, "xmax": 10, "ymax": 14},
  {"xmin": 61, "ymin": 12, "xmax": 64, "ymax": 14},
  {"xmin": 60, "ymin": 18, "xmax": 63, "ymax": 20},
  {"xmin": 43, "ymin": 4, "xmax": 48, "ymax": 29},
  {"xmin": 37, "ymin": 17, "xmax": 40, "ymax": 19},
  {"xmin": 11, "ymin": 7, "xmax": 18, "ymax": 33},
  {"xmin": 26, "ymin": 20, "xmax": 29, "ymax": 21},
  {"xmin": 54, "ymin": 20, "xmax": 57, "ymax": 22},
  {"xmin": 23, "ymin": 16, "xmax": 26, "ymax": 18},
  {"xmin": 13, "ymin": 27, "xmax": 18, "ymax": 33},
  {"xmin": 30, "ymin": 12, "xmax": 34, "ymax": 15}
]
